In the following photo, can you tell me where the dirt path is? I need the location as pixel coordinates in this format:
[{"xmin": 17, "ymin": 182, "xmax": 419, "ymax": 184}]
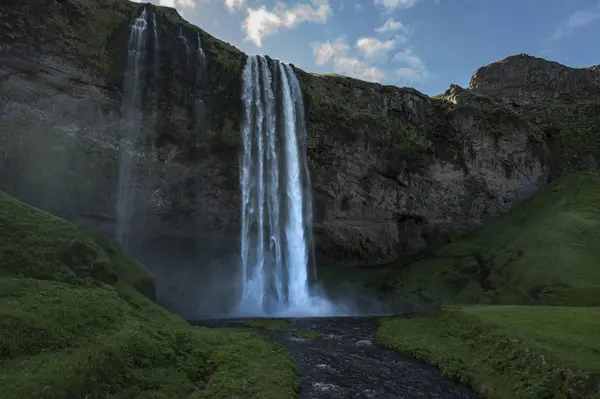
[{"xmin": 195, "ymin": 316, "xmax": 483, "ymax": 399}]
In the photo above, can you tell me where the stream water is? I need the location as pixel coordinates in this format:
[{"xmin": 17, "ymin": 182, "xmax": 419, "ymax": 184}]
[{"xmin": 195, "ymin": 316, "xmax": 483, "ymax": 399}]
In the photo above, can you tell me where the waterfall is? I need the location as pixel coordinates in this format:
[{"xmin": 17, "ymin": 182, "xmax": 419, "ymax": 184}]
[
  {"xmin": 286, "ymin": 64, "xmax": 317, "ymax": 285},
  {"xmin": 194, "ymin": 32, "xmax": 206, "ymax": 125},
  {"xmin": 116, "ymin": 7, "xmax": 148, "ymax": 250},
  {"xmin": 178, "ymin": 26, "xmax": 190, "ymax": 64},
  {"xmin": 236, "ymin": 55, "xmax": 334, "ymax": 316},
  {"xmin": 151, "ymin": 11, "xmax": 160, "ymax": 115},
  {"xmin": 196, "ymin": 32, "xmax": 206, "ymax": 60}
]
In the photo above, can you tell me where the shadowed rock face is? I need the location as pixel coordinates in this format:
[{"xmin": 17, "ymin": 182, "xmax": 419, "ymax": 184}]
[{"xmin": 0, "ymin": 0, "xmax": 599, "ymax": 316}]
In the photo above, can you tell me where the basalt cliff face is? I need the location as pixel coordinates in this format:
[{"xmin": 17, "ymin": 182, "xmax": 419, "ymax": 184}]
[{"xmin": 1, "ymin": 0, "xmax": 599, "ymax": 316}]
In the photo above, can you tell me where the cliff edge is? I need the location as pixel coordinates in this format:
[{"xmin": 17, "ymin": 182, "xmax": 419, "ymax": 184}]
[{"xmin": 0, "ymin": 0, "xmax": 598, "ymax": 316}]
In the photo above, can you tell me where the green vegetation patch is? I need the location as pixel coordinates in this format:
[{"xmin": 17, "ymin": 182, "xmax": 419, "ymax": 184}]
[
  {"xmin": 527, "ymin": 100, "xmax": 600, "ymax": 175},
  {"xmin": 376, "ymin": 306, "xmax": 600, "ymax": 399},
  {"xmin": 390, "ymin": 170, "xmax": 600, "ymax": 306},
  {"xmin": 0, "ymin": 191, "xmax": 152, "ymax": 290},
  {"xmin": 0, "ymin": 192, "xmax": 298, "ymax": 398},
  {"xmin": 0, "ymin": 0, "xmax": 134, "ymax": 74},
  {"xmin": 244, "ymin": 318, "xmax": 292, "ymax": 331},
  {"xmin": 292, "ymin": 330, "xmax": 321, "ymax": 340}
]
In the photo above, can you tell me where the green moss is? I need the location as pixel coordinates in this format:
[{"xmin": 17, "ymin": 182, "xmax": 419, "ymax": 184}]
[
  {"xmin": 244, "ymin": 319, "xmax": 292, "ymax": 331},
  {"xmin": 376, "ymin": 306, "xmax": 600, "ymax": 399},
  {"xmin": 390, "ymin": 170, "xmax": 600, "ymax": 306},
  {"xmin": 300, "ymin": 73, "xmax": 429, "ymax": 155},
  {"xmin": 149, "ymin": 4, "xmax": 245, "ymax": 152},
  {"xmin": 527, "ymin": 100, "xmax": 600, "ymax": 175},
  {"xmin": 388, "ymin": 116, "xmax": 430, "ymax": 151},
  {"xmin": 0, "ymin": 191, "xmax": 152, "ymax": 290},
  {"xmin": 217, "ymin": 118, "xmax": 240, "ymax": 148},
  {"xmin": 0, "ymin": 0, "xmax": 134, "ymax": 75},
  {"xmin": 292, "ymin": 330, "xmax": 321, "ymax": 340},
  {"xmin": 0, "ymin": 192, "xmax": 298, "ymax": 398}
]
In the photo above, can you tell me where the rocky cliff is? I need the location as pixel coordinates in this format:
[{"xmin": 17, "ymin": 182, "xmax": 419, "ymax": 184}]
[{"xmin": 1, "ymin": 0, "xmax": 598, "ymax": 316}]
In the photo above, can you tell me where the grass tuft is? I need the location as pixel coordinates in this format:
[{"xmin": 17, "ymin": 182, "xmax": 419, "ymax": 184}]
[
  {"xmin": 292, "ymin": 330, "xmax": 321, "ymax": 340},
  {"xmin": 244, "ymin": 319, "xmax": 292, "ymax": 331}
]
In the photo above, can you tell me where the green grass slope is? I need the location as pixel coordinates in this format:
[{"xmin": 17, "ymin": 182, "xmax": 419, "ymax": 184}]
[
  {"xmin": 0, "ymin": 191, "xmax": 298, "ymax": 398},
  {"xmin": 377, "ymin": 306, "xmax": 600, "ymax": 399},
  {"xmin": 391, "ymin": 170, "xmax": 600, "ymax": 306}
]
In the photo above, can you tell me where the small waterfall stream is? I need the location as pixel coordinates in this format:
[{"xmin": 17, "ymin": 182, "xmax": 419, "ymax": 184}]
[{"xmin": 116, "ymin": 7, "xmax": 148, "ymax": 250}]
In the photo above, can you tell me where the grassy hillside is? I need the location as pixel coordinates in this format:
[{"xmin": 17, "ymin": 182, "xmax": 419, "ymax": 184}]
[
  {"xmin": 0, "ymin": 191, "xmax": 298, "ymax": 398},
  {"xmin": 376, "ymin": 306, "xmax": 600, "ymax": 399},
  {"xmin": 390, "ymin": 170, "xmax": 600, "ymax": 306}
]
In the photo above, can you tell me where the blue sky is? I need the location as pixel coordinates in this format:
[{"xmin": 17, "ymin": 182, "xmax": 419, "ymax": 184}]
[{"xmin": 134, "ymin": 0, "xmax": 600, "ymax": 95}]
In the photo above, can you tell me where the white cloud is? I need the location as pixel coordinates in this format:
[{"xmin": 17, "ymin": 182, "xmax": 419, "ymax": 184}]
[
  {"xmin": 395, "ymin": 67, "xmax": 425, "ymax": 82},
  {"xmin": 567, "ymin": 8, "xmax": 600, "ymax": 28},
  {"xmin": 243, "ymin": 1, "xmax": 333, "ymax": 47},
  {"xmin": 393, "ymin": 34, "xmax": 409, "ymax": 45},
  {"xmin": 313, "ymin": 38, "xmax": 350, "ymax": 64},
  {"xmin": 549, "ymin": 3, "xmax": 600, "ymax": 40},
  {"xmin": 224, "ymin": 0, "xmax": 245, "ymax": 12},
  {"xmin": 131, "ymin": 0, "xmax": 197, "ymax": 13},
  {"xmin": 392, "ymin": 47, "xmax": 428, "ymax": 83},
  {"xmin": 356, "ymin": 37, "xmax": 396, "ymax": 58},
  {"xmin": 312, "ymin": 37, "xmax": 385, "ymax": 82},
  {"xmin": 375, "ymin": 18, "xmax": 408, "ymax": 34},
  {"xmin": 374, "ymin": 0, "xmax": 417, "ymax": 10},
  {"xmin": 393, "ymin": 47, "xmax": 422, "ymax": 68}
]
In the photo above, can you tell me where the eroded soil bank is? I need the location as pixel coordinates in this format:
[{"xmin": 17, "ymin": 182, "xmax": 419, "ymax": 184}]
[{"xmin": 194, "ymin": 316, "xmax": 483, "ymax": 399}]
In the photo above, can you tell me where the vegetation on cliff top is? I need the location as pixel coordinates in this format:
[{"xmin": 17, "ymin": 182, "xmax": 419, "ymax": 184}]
[
  {"xmin": 390, "ymin": 169, "xmax": 600, "ymax": 307},
  {"xmin": 376, "ymin": 306, "xmax": 600, "ymax": 399},
  {"xmin": 0, "ymin": 191, "xmax": 298, "ymax": 398}
]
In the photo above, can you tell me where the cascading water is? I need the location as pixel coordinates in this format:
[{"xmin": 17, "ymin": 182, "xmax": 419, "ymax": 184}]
[
  {"xmin": 116, "ymin": 7, "xmax": 148, "ymax": 250},
  {"xmin": 235, "ymin": 55, "xmax": 335, "ymax": 316},
  {"xmin": 151, "ymin": 11, "xmax": 160, "ymax": 114},
  {"xmin": 193, "ymin": 32, "xmax": 206, "ymax": 125},
  {"xmin": 178, "ymin": 26, "xmax": 190, "ymax": 63},
  {"xmin": 196, "ymin": 32, "xmax": 205, "ymax": 60}
]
